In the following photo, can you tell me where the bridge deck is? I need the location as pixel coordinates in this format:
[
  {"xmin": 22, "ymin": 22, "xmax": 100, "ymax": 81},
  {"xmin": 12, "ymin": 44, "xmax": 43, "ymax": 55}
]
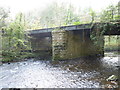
[
  {"xmin": 27, "ymin": 22, "xmax": 120, "ymax": 35},
  {"xmin": 27, "ymin": 24, "xmax": 92, "ymax": 34}
]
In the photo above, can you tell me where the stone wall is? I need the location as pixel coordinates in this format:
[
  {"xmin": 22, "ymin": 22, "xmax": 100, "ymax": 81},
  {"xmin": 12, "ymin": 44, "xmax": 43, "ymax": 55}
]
[
  {"xmin": 52, "ymin": 29, "xmax": 104, "ymax": 60},
  {"xmin": 52, "ymin": 30, "xmax": 68, "ymax": 60}
]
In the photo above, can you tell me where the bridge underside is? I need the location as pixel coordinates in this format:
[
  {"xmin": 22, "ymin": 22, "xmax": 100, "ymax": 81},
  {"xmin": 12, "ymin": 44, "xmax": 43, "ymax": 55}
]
[
  {"xmin": 104, "ymin": 29, "xmax": 120, "ymax": 35},
  {"xmin": 29, "ymin": 32, "xmax": 52, "ymax": 59}
]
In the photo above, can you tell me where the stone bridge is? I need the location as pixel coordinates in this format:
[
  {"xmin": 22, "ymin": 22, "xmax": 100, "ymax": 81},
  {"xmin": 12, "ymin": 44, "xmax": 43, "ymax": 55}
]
[{"xmin": 27, "ymin": 22, "xmax": 120, "ymax": 60}]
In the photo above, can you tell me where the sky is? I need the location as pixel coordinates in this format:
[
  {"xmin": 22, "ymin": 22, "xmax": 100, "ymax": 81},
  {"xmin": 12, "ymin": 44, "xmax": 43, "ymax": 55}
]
[{"xmin": 0, "ymin": 0, "xmax": 119, "ymax": 17}]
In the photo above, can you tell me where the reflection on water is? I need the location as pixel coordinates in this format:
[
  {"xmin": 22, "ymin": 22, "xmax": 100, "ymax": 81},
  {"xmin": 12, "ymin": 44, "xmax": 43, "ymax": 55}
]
[{"xmin": 0, "ymin": 52, "xmax": 119, "ymax": 88}]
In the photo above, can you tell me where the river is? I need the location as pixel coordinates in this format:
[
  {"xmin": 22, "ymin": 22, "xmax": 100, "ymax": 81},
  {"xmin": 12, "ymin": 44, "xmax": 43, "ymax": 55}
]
[{"xmin": 0, "ymin": 52, "xmax": 119, "ymax": 88}]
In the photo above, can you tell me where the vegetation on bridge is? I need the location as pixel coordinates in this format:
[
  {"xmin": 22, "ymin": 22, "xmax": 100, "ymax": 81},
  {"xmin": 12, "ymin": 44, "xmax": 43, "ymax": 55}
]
[{"xmin": 90, "ymin": 20, "xmax": 119, "ymax": 52}]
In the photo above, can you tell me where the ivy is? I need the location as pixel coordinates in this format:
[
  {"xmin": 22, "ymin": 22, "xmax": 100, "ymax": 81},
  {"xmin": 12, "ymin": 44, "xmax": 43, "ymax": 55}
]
[{"xmin": 90, "ymin": 21, "xmax": 119, "ymax": 49}]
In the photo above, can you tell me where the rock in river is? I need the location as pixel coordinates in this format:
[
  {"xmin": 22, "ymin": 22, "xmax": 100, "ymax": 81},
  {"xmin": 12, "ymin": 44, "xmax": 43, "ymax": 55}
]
[{"xmin": 106, "ymin": 75, "xmax": 118, "ymax": 81}]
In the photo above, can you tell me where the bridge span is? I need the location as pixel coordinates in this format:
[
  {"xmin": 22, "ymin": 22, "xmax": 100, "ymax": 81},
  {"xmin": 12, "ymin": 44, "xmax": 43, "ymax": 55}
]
[{"xmin": 27, "ymin": 22, "xmax": 120, "ymax": 60}]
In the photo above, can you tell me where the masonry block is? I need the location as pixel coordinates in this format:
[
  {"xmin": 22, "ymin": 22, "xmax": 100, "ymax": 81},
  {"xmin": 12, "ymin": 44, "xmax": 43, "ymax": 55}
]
[{"xmin": 52, "ymin": 29, "xmax": 104, "ymax": 60}]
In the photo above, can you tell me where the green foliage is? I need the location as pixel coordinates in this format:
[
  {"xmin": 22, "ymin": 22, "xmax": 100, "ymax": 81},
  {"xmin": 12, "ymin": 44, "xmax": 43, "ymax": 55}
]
[
  {"xmin": 100, "ymin": 4, "xmax": 119, "ymax": 22},
  {"xmin": 1, "ymin": 2, "xmax": 119, "ymax": 62},
  {"xmin": 1, "ymin": 13, "xmax": 31, "ymax": 62},
  {"xmin": 90, "ymin": 23, "xmax": 106, "ymax": 50},
  {"xmin": 104, "ymin": 36, "xmax": 120, "ymax": 51},
  {"xmin": 25, "ymin": 2, "xmax": 81, "ymax": 29},
  {"xmin": 90, "ymin": 20, "xmax": 119, "ymax": 52},
  {"xmin": 18, "ymin": 1, "xmax": 120, "ymax": 30},
  {"xmin": 73, "ymin": 21, "xmax": 81, "ymax": 25},
  {"xmin": 89, "ymin": 8, "xmax": 96, "ymax": 23},
  {"xmin": 64, "ymin": 4, "xmax": 80, "ymax": 25}
]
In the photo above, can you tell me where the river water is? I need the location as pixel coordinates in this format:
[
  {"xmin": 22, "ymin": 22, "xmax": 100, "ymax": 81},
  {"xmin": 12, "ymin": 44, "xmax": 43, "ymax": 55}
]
[{"xmin": 0, "ymin": 52, "xmax": 119, "ymax": 88}]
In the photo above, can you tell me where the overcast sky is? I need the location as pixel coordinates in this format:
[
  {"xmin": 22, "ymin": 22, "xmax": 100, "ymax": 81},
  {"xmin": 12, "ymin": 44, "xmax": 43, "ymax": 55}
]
[{"xmin": 0, "ymin": 0, "xmax": 119, "ymax": 17}]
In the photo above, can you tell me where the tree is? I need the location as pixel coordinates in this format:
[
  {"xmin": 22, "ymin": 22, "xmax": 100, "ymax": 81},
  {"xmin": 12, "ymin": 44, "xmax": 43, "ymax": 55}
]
[
  {"xmin": 0, "ymin": 7, "xmax": 10, "ymax": 29},
  {"xmin": 100, "ymin": 4, "xmax": 119, "ymax": 22},
  {"xmin": 89, "ymin": 8, "xmax": 96, "ymax": 23},
  {"xmin": 64, "ymin": 4, "xmax": 80, "ymax": 25},
  {"xmin": 25, "ymin": 2, "xmax": 80, "ymax": 29},
  {"xmin": 0, "ymin": 7, "xmax": 10, "ymax": 61},
  {"xmin": 2, "ymin": 13, "xmax": 31, "ymax": 62}
]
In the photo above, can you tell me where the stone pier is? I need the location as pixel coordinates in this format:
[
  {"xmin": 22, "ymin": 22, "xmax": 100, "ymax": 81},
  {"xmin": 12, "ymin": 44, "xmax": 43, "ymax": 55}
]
[{"xmin": 52, "ymin": 29, "xmax": 104, "ymax": 60}]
